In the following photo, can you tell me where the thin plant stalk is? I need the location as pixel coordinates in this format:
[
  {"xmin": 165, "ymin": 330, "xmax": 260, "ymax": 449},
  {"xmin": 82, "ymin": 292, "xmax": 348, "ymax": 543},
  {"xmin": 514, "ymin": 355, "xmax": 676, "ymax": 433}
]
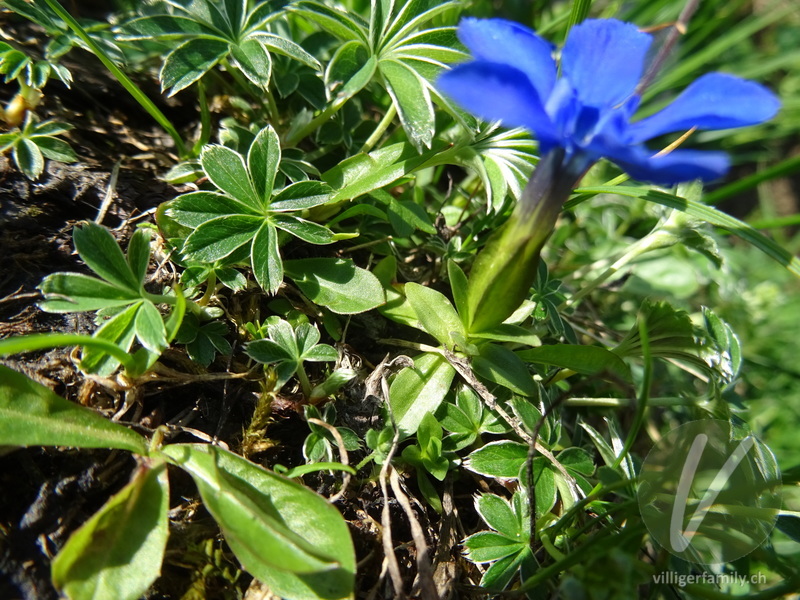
[
  {"xmin": 42, "ymin": 0, "xmax": 187, "ymax": 157},
  {"xmin": 192, "ymin": 79, "xmax": 212, "ymax": 157},
  {"xmin": 360, "ymin": 104, "xmax": 397, "ymax": 153}
]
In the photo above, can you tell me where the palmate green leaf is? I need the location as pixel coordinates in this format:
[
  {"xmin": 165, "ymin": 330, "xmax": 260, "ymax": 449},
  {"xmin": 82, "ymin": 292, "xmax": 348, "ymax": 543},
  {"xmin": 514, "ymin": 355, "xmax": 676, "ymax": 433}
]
[
  {"xmin": 0, "ymin": 364, "xmax": 148, "ymax": 454},
  {"xmin": 284, "ymin": 258, "xmax": 385, "ymax": 314},
  {"xmin": 32, "ymin": 120, "xmax": 73, "ymax": 137},
  {"xmin": 480, "ymin": 549, "xmax": 534, "ymax": 591},
  {"xmin": 294, "ymin": 322, "xmax": 320, "ymax": 354},
  {"xmin": 73, "ymin": 223, "xmax": 141, "ymax": 292},
  {"xmin": 271, "ymin": 181, "xmax": 333, "ymax": 211},
  {"xmin": 289, "ymin": 1, "xmax": 368, "ymax": 44},
  {"xmin": 247, "ymin": 125, "xmax": 281, "ymax": 203},
  {"xmin": 273, "ymin": 214, "xmax": 339, "ymax": 244},
  {"xmin": 162, "ymin": 444, "xmax": 355, "ymax": 600},
  {"xmin": 118, "ymin": 15, "xmax": 222, "ymax": 40},
  {"xmin": 404, "ymin": 282, "xmax": 465, "ymax": 348},
  {"xmin": 251, "ymin": 222, "xmax": 282, "ymax": 294},
  {"xmin": 268, "ymin": 317, "xmax": 297, "ymax": 352},
  {"xmin": 475, "ymin": 494, "xmax": 522, "ymax": 540},
  {"xmin": 38, "ymin": 273, "xmax": 140, "ymax": 312},
  {"xmin": 167, "ymin": 191, "xmax": 259, "ymax": 228},
  {"xmin": 389, "ymin": 352, "xmax": 456, "ymax": 437},
  {"xmin": 80, "ymin": 302, "xmax": 140, "ymax": 376},
  {"xmin": 52, "ymin": 463, "xmax": 169, "ymax": 600},
  {"xmin": 126, "ymin": 229, "xmax": 152, "ymax": 286},
  {"xmin": 229, "ymin": 38, "xmax": 272, "ymax": 88},
  {"xmin": 222, "ymin": 0, "xmax": 246, "ymax": 33},
  {"xmin": 380, "ymin": 0, "xmax": 460, "ymax": 51},
  {"xmin": 463, "ymin": 532, "xmax": 526, "ymax": 563},
  {"xmin": 323, "ymin": 141, "xmax": 435, "ymax": 202},
  {"xmin": 161, "ymin": 37, "xmax": 228, "ymax": 96},
  {"xmin": 325, "ymin": 40, "xmax": 373, "ymax": 101},
  {"xmin": 34, "ymin": 136, "xmax": 77, "ymax": 162},
  {"xmin": 201, "ymin": 143, "xmax": 261, "ymax": 209},
  {"xmin": 465, "ymin": 440, "xmax": 527, "ymax": 479},
  {"xmin": 522, "ymin": 458, "xmax": 557, "ymax": 517},
  {"xmin": 379, "ymin": 59, "xmax": 435, "ymax": 150},
  {"xmin": 391, "ymin": 27, "xmax": 467, "ymax": 66},
  {"xmin": 135, "ymin": 301, "xmax": 168, "ymax": 354},
  {"xmin": 164, "ymin": 0, "xmax": 232, "ymax": 36},
  {"xmin": 246, "ymin": 338, "xmax": 293, "ymax": 364},
  {"xmin": 13, "ymin": 137, "xmax": 44, "ymax": 179},
  {"xmin": 251, "ymin": 33, "xmax": 321, "ymax": 71},
  {"xmin": 183, "ymin": 215, "xmax": 263, "ymax": 262}
]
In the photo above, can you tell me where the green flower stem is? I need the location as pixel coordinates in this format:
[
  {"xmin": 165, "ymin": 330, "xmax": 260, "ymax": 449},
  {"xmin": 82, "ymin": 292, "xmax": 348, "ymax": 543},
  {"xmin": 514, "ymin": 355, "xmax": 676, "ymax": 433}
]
[
  {"xmin": 285, "ymin": 98, "xmax": 346, "ymax": 147},
  {"xmin": 296, "ymin": 362, "xmax": 312, "ymax": 397},
  {"xmin": 192, "ymin": 79, "xmax": 212, "ymax": 157},
  {"xmin": 220, "ymin": 58, "xmax": 267, "ymax": 113},
  {"xmin": 360, "ymin": 104, "xmax": 397, "ymax": 153},
  {"xmin": 466, "ymin": 149, "xmax": 577, "ymax": 333},
  {"xmin": 197, "ymin": 271, "xmax": 217, "ymax": 307},
  {"xmin": 564, "ymin": 396, "xmax": 698, "ymax": 407},
  {"xmin": 42, "ymin": 0, "xmax": 186, "ymax": 157},
  {"xmin": 612, "ymin": 318, "xmax": 651, "ymax": 471},
  {"xmin": 265, "ymin": 86, "xmax": 280, "ymax": 124}
]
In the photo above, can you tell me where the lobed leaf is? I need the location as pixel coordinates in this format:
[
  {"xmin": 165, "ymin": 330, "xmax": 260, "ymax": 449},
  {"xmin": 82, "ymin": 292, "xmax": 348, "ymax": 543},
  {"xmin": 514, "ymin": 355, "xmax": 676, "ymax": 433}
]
[
  {"xmin": 34, "ymin": 136, "xmax": 76, "ymax": 162},
  {"xmin": 161, "ymin": 37, "xmax": 228, "ymax": 95},
  {"xmin": 201, "ymin": 143, "xmax": 261, "ymax": 209},
  {"xmin": 251, "ymin": 222, "xmax": 283, "ymax": 294},
  {"xmin": 73, "ymin": 223, "xmax": 140, "ymax": 292},
  {"xmin": 465, "ymin": 441, "xmax": 528, "ymax": 479},
  {"xmin": 14, "ymin": 137, "xmax": 44, "ymax": 179},
  {"xmin": 248, "ymin": 125, "xmax": 281, "ymax": 203},
  {"xmin": 251, "ymin": 32, "xmax": 321, "ymax": 71},
  {"xmin": 118, "ymin": 15, "xmax": 223, "ymax": 40},
  {"xmin": 230, "ymin": 38, "xmax": 272, "ymax": 88},
  {"xmin": 183, "ymin": 215, "xmax": 263, "ymax": 262},
  {"xmin": 271, "ymin": 181, "xmax": 333, "ymax": 212},
  {"xmin": 38, "ymin": 273, "xmax": 140, "ymax": 312},
  {"xmin": 380, "ymin": 58, "xmax": 435, "ymax": 150}
]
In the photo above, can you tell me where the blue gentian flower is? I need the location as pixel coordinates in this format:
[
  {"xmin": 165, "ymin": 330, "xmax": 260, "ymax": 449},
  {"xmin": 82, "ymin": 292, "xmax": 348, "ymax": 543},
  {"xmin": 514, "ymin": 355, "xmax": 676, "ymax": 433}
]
[{"xmin": 438, "ymin": 18, "xmax": 780, "ymax": 185}]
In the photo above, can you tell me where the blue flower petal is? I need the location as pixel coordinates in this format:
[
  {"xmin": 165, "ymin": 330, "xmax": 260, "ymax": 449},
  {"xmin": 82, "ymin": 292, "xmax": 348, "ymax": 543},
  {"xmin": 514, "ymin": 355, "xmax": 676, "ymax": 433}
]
[
  {"xmin": 601, "ymin": 145, "xmax": 730, "ymax": 185},
  {"xmin": 457, "ymin": 18, "xmax": 557, "ymax": 100},
  {"xmin": 627, "ymin": 73, "xmax": 781, "ymax": 143},
  {"xmin": 438, "ymin": 61, "xmax": 557, "ymax": 146},
  {"xmin": 561, "ymin": 19, "xmax": 652, "ymax": 109}
]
